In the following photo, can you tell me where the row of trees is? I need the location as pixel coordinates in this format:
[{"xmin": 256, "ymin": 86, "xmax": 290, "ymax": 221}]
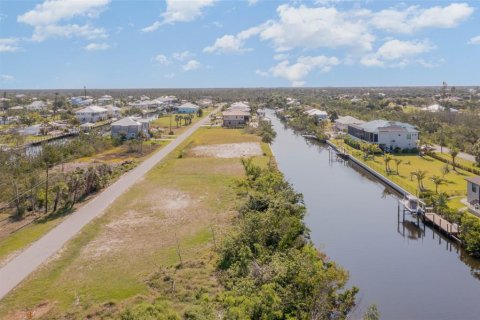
[
  {"xmin": 216, "ymin": 159, "xmax": 359, "ymax": 319},
  {"xmin": 0, "ymin": 132, "xmax": 116, "ymax": 219}
]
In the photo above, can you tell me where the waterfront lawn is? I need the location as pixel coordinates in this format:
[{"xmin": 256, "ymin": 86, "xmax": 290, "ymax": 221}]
[
  {"xmin": 0, "ymin": 127, "xmax": 271, "ymax": 319},
  {"xmin": 333, "ymin": 139, "xmax": 475, "ymax": 199}
]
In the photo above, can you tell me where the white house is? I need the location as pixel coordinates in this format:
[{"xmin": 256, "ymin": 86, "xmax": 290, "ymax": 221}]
[
  {"xmin": 348, "ymin": 120, "xmax": 419, "ymax": 151},
  {"xmin": 465, "ymin": 177, "xmax": 480, "ymax": 216},
  {"xmin": 104, "ymin": 105, "xmax": 121, "ymax": 118},
  {"xmin": 177, "ymin": 102, "xmax": 199, "ymax": 114},
  {"xmin": 422, "ymin": 104, "xmax": 459, "ymax": 113},
  {"xmin": 335, "ymin": 116, "xmax": 365, "ymax": 132},
  {"xmin": 98, "ymin": 95, "xmax": 113, "ymax": 105},
  {"xmin": 304, "ymin": 108, "xmax": 328, "ymax": 120},
  {"xmin": 75, "ymin": 105, "xmax": 108, "ymax": 123},
  {"xmin": 229, "ymin": 102, "xmax": 251, "ymax": 112},
  {"xmin": 111, "ymin": 117, "xmax": 149, "ymax": 139},
  {"xmin": 25, "ymin": 100, "xmax": 47, "ymax": 111}
]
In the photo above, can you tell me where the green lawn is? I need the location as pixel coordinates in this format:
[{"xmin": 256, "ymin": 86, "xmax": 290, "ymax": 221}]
[
  {"xmin": 0, "ymin": 127, "xmax": 271, "ymax": 318},
  {"xmin": 434, "ymin": 151, "xmax": 479, "ymax": 172},
  {"xmin": 332, "ymin": 140, "xmax": 475, "ymax": 204}
]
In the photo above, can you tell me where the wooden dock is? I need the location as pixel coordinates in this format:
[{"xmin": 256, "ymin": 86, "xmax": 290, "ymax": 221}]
[{"xmin": 424, "ymin": 212, "xmax": 459, "ymax": 235}]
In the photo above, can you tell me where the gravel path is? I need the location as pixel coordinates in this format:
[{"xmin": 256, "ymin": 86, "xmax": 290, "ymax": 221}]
[{"xmin": 0, "ymin": 110, "xmax": 218, "ymax": 301}]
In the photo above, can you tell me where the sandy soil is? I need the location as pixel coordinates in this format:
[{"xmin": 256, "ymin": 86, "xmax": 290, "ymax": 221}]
[
  {"xmin": 190, "ymin": 142, "xmax": 263, "ymax": 158},
  {"xmin": 81, "ymin": 189, "xmax": 195, "ymax": 260}
]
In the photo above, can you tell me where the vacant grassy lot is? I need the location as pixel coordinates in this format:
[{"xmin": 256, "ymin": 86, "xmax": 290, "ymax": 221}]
[
  {"xmin": 333, "ymin": 140, "xmax": 475, "ymax": 203},
  {"xmin": 0, "ymin": 127, "xmax": 271, "ymax": 319}
]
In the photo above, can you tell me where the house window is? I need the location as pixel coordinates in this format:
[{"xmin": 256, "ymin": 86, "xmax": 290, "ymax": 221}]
[
  {"xmin": 473, "ymin": 184, "xmax": 478, "ymax": 193},
  {"xmin": 407, "ymin": 134, "xmax": 411, "ymax": 140}
]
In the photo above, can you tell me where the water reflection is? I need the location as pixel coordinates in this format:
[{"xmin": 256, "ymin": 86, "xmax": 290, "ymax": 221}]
[{"xmin": 268, "ymin": 109, "xmax": 480, "ymax": 320}]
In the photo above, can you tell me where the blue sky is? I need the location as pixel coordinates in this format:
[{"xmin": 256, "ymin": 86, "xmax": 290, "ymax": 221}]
[{"xmin": 0, "ymin": 0, "xmax": 479, "ymax": 89}]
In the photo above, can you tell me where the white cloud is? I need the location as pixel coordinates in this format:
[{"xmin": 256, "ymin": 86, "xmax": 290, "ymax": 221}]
[
  {"xmin": 0, "ymin": 38, "xmax": 21, "ymax": 52},
  {"xmin": 17, "ymin": 0, "xmax": 110, "ymax": 41},
  {"xmin": 204, "ymin": 35, "xmax": 250, "ymax": 53},
  {"xmin": 18, "ymin": 0, "xmax": 110, "ymax": 25},
  {"xmin": 468, "ymin": 36, "xmax": 480, "ymax": 45},
  {"xmin": 258, "ymin": 5, "xmax": 375, "ymax": 52},
  {"xmin": 84, "ymin": 42, "xmax": 110, "ymax": 51},
  {"xmin": 269, "ymin": 55, "xmax": 340, "ymax": 86},
  {"xmin": 31, "ymin": 24, "xmax": 107, "ymax": 42},
  {"xmin": 361, "ymin": 39, "xmax": 435, "ymax": 67},
  {"xmin": 273, "ymin": 53, "xmax": 289, "ymax": 61},
  {"xmin": 182, "ymin": 59, "xmax": 201, "ymax": 71},
  {"xmin": 142, "ymin": 0, "xmax": 216, "ymax": 32},
  {"xmin": 370, "ymin": 3, "xmax": 474, "ymax": 34},
  {"xmin": 172, "ymin": 50, "xmax": 193, "ymax": 61},
  {"xmin": 154, "ymin": 54, "xmax": 170, "ymax": 65},
  {"xmin": 247, "ymin": 0, "xmax": 259, "ymax": 6},
  {"xmin": 203, "ymin": 25, "xmax": 266, "ymax": 54},
  {"xmin": 1, "ymin": 74, "xmax": 14, "ymax": 82},
  {"xmin": 255, "ymin": 69, "xmax": 269, "ymax": 77}
]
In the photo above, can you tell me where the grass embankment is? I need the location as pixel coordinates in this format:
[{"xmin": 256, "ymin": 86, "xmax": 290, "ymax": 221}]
[
  {"xmin": 0, "ymin": 127, "xmax": 272, "ymax": 319},
  {"xmin": 332, "ymin": 139, "xmax": 475, "ymax": 204}
]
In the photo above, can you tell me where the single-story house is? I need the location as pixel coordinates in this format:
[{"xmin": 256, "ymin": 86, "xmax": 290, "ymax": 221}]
[
  {"xmin": 104, "ymin": 105, "xmax": 121, "ymax": 118},
  {"xmin": 177, "ymin": 102, "xmax": 199, "ymax": 114},
  {"xmin": 17, "ymin": 124, "xmax": 42, "ymax": 136},
  {"xmin": 466, "ymin": 176, "xmax": 480, "ymax": 215},
  {"xmin": 229, "ymin": 102, "xmax": 251, "ymax": 112},
  {"xmin": 422, "ymin": 104, "xmax": 459, "ymax": 113},
  {"xmin": 348, "ymin": 120, "xmax": 419, "ymax": 151},
  {"xmin": 304, "ymin": 109, "xmax": 328, "ymax": 120},
  {"xmin": 75, "ymin": 105, "xmax": 108, "ymax": 123},
  {"xmin": 98, "ymin": 95, "xmax": 113, "ymax": 105},
  {"xmin": 222, "ymin": 110, "xmax": 251, "ymax": 127},
  {"xmin": 25, "ymin": 100, "xmax": 47, "ymax": 111},
  {"xmin": 111, "ymin": 117, "xmax": 149, "ymax": 139},
  {"xmin": 80, "ymin": 122, "xmax": 95, "ymax": 131},
  {"xmin": 335, "ymin": 116, "xmax": 365, "ymax": 132}
]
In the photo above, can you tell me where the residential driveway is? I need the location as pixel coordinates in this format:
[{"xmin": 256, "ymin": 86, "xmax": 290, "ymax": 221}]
[
  {"xmin": 0, "ymin": 110, "xmax": 217, "ymax": 301},
  {"xmin": 432, "ymin": 144, "xmax": 476, "ymax": 163}
]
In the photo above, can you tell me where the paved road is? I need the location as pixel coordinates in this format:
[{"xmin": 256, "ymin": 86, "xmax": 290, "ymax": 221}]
[
  {"xmin": 0, "ymin": 110, "xmax": 217, "ymax": 301},
  {"xmin": 432, "ymin": 144, "xmax": 476, "ymax": 163}
]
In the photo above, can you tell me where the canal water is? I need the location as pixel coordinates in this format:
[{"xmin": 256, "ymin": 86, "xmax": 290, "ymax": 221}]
[{"xmin": 267, "ymin": 111, "xmax": 480, "ymax": 320}]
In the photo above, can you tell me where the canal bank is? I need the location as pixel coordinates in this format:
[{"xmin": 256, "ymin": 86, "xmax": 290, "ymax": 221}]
[{"xmin": 267, "ymin": 110, "xmax": 480, "ymax": 320}]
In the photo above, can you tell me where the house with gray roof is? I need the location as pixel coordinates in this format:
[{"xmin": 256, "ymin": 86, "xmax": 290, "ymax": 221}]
[
  {"xmin": 348, "ymin": 120, "xmax": 419, "ymax": 151},
  {"xmin": 465, "ymin": 176, "xmax": 480, "ymax": 216},
  {"xmin": 111, "ymin": 117, "xmax": 149, "ymax": 139}
]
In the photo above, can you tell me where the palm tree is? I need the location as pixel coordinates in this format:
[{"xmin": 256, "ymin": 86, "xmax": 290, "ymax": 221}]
[
  {"xmin": 432, "ymin": 192, "xmax": 449, "ymax": 214},
  {"xmin": 394, "ymin": 159, "xmax": 402, "ymax": 175},
  {"xmin": 430, "ymin": 175, "xmax": 445, "ymax": 193},
  {"xmin": 449, "ymin": 147, "xmax": 459, "ymax": 171},
  {"xmin": 411, "ymin": 170, "xmax": 427, "ymax": 192},
  {"xmin": 384, "ymin": 155, "xmax": 393, "ymax": 174}
]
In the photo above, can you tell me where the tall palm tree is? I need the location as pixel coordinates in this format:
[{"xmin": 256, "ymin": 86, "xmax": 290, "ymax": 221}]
[
  {"xmin": 430, "ymin": 175, "xmax": 445, "ymax": 193},
  {"xmin": 449, "ymin": 147, "xmax": 459, "ymax": 171},
  {"xmin": 384, "ymin": 155, "xmax": 393, "ymax": 174},
  {"xmin": 411, "ymin": 170, "xmax": 427, "ymax": 192},
  {"xmin": 394, "ymin": 159, "xmax": 402, "ymax": 175}
]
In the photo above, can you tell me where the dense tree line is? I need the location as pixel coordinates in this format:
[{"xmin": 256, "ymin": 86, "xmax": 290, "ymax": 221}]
[
  {"xmin": 217, "ymin": 159, "xmax": 358, "ymax": 319},
  {"xmin": 0, "ymin": 132, "xmax": 122, "ymax": 219}
]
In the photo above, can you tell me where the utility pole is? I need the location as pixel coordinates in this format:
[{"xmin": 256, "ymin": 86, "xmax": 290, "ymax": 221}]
[{"xmin": 84, "ymin": 86, "xmax": 87, "ymax": 99}]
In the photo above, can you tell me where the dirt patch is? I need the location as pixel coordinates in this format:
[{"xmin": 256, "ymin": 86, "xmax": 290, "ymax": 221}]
[
  {"xmin": 81, "ymin": 190, "xmax": 195, "ymax": 260},
  {"xmin": 190, "ymin": 142, "xmax": 263, "ymax": 158},
  {"xmin": 4, "ymin": 301, "xmax": 53, "ymax": 320}
]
